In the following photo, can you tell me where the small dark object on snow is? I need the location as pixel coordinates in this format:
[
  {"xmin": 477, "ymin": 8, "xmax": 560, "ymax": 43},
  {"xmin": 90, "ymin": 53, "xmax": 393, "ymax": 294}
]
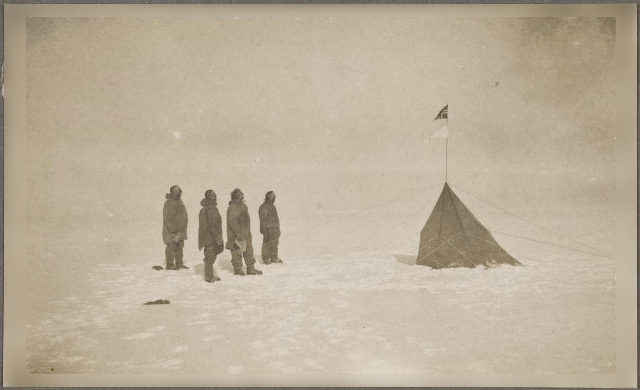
[
  {"xmin": 152, "ymin": 265, "xmax": 164, "ymax": 271},
  {"xmin": 143, "ymin": 299, "xmax": 170, "ymax": 305}
]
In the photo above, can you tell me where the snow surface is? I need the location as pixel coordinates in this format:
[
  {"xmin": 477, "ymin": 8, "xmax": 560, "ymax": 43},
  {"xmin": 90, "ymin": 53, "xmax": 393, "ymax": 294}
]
[{"xmin": 27, "ymin": 246, "xmax": 614, "ymax": 374}]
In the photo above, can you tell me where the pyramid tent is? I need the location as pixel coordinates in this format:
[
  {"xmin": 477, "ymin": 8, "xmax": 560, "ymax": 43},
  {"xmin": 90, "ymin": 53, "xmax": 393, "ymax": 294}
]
[{"xmin": 417, "ymin": 183, "xmax": 521, "ymax": 268}]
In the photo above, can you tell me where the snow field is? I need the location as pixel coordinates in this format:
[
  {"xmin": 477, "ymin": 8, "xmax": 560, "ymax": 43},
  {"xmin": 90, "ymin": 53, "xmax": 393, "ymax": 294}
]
[{"xmin": 26, "ymin": 248, "xmax": 614, "ymax": 374}]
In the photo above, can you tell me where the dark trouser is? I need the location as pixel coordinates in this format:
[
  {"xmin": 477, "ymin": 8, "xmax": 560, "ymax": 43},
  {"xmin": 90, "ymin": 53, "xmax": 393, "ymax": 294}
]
[
  {"xmin": 203, "ymin": 245, "xmax": 218, "ymax": 281},
  {"xmin": 261, "ymin": 234, "xmax": 279, "ymax": 262},
  {"xmin": 230, "ymin": 240, "xmax": 256, "ymax": 271},
  {"xmin": 165, "ymin": 240, "xmax": 184, "ymax": 268}
]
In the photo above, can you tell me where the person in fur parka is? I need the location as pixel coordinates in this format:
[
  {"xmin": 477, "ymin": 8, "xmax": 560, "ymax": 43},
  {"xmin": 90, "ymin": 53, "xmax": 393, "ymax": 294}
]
[
  {"xmin": 259, "ymin": 191, "xmax": 282, "ymax": 264},
  {"xmin": 198, "ymin": 189, "xmax": 224, "ymax": 283},
  {"xmin": 163, "ymin": 185, "xmax": 188, "ymax": 270},
  {"xmin": 225, "ymin": 188, "xmax": 262, "ymax": 276}
]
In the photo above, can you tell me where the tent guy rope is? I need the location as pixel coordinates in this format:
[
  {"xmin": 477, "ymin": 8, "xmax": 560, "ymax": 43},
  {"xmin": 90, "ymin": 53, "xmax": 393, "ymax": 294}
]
[{"xmin": 450, "ymin": 183, "xmax": 612, "ymax": 259}]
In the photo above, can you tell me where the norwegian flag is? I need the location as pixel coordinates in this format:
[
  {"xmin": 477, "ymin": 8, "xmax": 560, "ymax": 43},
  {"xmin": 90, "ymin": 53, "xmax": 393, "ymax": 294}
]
[{"xmin": 434, "ymin": 105, "xmax": 448, "ymax": 121}]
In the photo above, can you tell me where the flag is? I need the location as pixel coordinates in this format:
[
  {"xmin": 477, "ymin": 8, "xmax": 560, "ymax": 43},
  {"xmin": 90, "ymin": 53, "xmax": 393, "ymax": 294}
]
[
  {"xmin": 434, "ymin": 105, "xmax": 448, "ymax": 121},
  {"xmin": 432, "ymin": 124, "xmax": 449, "ymax": 139},
  {"xmin": 423, "ymin": 104, "xmax": 449, "ymax": 144},
  {"xmin": 429, "ymin": 104, "xmax": 448, "ymax": 139}
]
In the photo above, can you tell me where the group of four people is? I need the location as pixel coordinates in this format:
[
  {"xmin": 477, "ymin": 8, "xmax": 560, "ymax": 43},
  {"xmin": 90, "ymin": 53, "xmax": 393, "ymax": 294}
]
[{"xmin": 162, "ymin": 185, "xmax": 282, "ymax": 283}]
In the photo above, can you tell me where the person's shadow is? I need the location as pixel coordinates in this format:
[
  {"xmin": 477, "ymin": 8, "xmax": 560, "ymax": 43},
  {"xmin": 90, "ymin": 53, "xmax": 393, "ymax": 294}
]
[
  {"xmin": 216, "ymin": 255, "xmax": 235, "ymax": 273},
  {"xmin": 393, "ymin": 254, "xmax": 416, "ymax": 266}
]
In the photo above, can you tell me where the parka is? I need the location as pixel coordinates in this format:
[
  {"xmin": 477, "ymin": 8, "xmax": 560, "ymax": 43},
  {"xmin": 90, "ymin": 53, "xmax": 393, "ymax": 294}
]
[
  {"xmin": 198, "ymin": 197, "xmax": 223, "ymax": 250},
  {"xmin": 258, "ymin": 201, "xmax": 281, "ymax": 239},
  {"xmin": 225, "ymin": 199, "xmax": 252, "ymax": 250},
  {"xmin": 162, "ymin": 193, "xmax": 188, "ymax": 245}
]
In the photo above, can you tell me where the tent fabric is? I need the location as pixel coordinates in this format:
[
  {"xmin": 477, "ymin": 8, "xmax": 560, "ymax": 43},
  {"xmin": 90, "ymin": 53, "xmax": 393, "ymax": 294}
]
[{"xmin": 417, "ymin": 183, "xmax": 521, "ymax": 268}]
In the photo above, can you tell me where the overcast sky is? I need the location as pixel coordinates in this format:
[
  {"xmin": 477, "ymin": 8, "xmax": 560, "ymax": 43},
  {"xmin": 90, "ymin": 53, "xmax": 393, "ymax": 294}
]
[{"xmin": 26, "ymin": 17, "xmax": 615, "ymax": 227}]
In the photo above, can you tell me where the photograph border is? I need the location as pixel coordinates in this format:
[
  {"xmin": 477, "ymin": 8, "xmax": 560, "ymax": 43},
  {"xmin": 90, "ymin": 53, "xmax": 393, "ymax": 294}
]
[{"xmin": 4, "ymin": 3, "xmax": 637, "ymax": 388}]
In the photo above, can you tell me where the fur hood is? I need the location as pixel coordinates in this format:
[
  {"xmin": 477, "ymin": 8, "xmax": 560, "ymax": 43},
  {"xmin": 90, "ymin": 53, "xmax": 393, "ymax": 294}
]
[{"xmin": 201, "ymin": 197, "xmax": 217, "ymax": 207}]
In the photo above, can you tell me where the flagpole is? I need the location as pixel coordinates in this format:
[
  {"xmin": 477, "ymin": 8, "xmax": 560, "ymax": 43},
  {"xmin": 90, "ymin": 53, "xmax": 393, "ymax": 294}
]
[
  {"xmin": 445, "ymin": 107, "xmax": 449, "ymax": 183},
  {"xmin": 433, "ymin": 104, "xmax": 449, "ymax": 183}
]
